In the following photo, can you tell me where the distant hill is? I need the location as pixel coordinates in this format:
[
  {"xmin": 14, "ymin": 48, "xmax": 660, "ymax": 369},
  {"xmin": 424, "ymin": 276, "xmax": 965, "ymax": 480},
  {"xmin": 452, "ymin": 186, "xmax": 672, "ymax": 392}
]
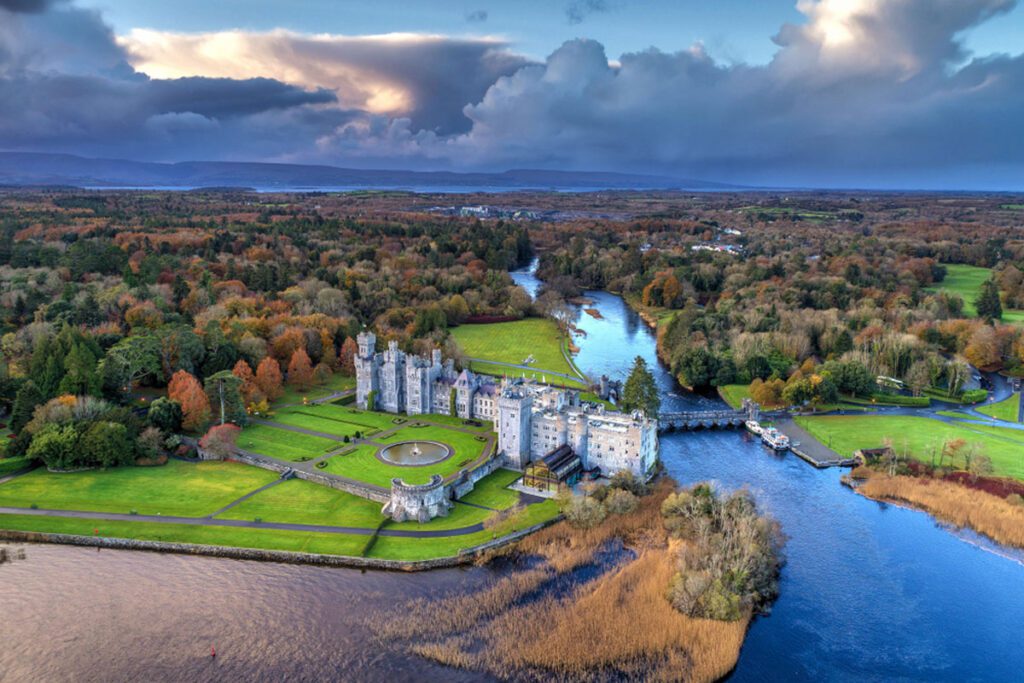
[{"xmin": 0, "ymin": 152, "xmax": 742, "ymax": 191}]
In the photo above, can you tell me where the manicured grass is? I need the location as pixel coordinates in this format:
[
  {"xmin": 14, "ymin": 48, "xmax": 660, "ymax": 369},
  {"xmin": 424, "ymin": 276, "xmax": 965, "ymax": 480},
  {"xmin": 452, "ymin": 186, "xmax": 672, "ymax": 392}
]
[
  {"xmin": 304, "ymin": 404, "xmax": 404, "ymax": 431},
  {"xmin": 318, "ymin": 445, "xmax": 380, "ymax": 475},
  {"xmin": 273, "ymin": 374, "xmax": 355, "ymax": 407},
  {"xmin": 0, "ymin": 455, "xmax": 32, "ymax": 477},
  {"xmin": 0, "ymin": 460, "xmax": 277, "ymax": 517},
  {"xmin": 268, "ymin": 409, "xmax": 374, "ymax": 438},
  {"xmin": 368, "ymin": 499, "xmax": 560, "ymax": 560},
  {"xmin": 460, "ymin": 468, "xmax": 522, "ymax": 509},
  {"xmin": 795, "ymin": 415, "xmax": 1024, "ymax": 480},
  {"xmin": 0, "ymin": 513, "xmax": 368, "ymax": 557},
  {"xmin": 238, "ymin": 423, "xmax": 339, "ymax": 461},
  {"xmin": 450, "ymin": 318, "xmax": 584, "ymax": 381},
  {"xmin": 719, "ymin": 384, "xmax": 752, "ymax": 409},
  {"xmin": 976, "ymin": 393, "xmax": 1020, "ymax": 422},
  {"xmin": 415, "ymin": 412, "xmax": 493, "ymax": 433},
  {"xmin": 467, "ymin": 360, "xmax": 587, "ymax": 389},
  {"xmin": 216, "ymin": 478, "xmax": 386, "ymax": 528},
  {"xmin": 374, "ymin": 424, "xmax": 490, "ymax": 465}
]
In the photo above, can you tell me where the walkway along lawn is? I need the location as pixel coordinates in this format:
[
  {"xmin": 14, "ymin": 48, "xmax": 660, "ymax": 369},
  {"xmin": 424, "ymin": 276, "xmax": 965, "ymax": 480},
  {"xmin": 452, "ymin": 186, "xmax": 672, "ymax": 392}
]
[
  {"xmin": 795, "ymin": 415, "xmax": 1024, "ymax": 481},
  {"xmin": 0, "ymin": 460, "xmax": 278, "ymax": 517},
  {"xmin": 216, "ymin": 478, "xmax": 387, "ymax": 528}
]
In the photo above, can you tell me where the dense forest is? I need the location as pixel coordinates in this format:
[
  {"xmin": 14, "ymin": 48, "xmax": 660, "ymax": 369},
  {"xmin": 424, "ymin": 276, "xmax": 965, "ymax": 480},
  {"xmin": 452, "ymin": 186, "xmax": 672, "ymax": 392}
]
[{"xmin": 0, "ymin": 190, "xmax": 532, "ymax": 470}]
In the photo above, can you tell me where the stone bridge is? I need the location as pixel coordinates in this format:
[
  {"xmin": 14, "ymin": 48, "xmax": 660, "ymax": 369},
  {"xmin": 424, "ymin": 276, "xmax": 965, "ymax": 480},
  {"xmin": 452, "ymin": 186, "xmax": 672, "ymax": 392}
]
[{"xmin": 658, "ymin": 399, "xmax": 763, "ymax": 432}]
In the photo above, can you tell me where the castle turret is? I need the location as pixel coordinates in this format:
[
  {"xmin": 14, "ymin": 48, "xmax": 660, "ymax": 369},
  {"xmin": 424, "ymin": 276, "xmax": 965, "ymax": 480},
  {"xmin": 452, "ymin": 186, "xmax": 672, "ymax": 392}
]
[
  {"xmin": 498, "ymin": 388, "xmax": 533, "ymax": 469},
  {"xmin": 355, "ymin": 331, "xmax": 380, "ymax": 409}
]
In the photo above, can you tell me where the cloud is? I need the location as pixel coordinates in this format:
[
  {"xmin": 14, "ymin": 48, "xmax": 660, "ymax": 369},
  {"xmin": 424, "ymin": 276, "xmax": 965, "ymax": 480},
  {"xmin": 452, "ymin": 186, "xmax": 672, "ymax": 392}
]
[
  {"xmin": 0, "ymin": 0, "xmax": 64, "ymax": 13},
  {"xmin": 1, "ymin": 0, "xmax": 1023, "ymax": 188},
  {"xmin": 566, "ymin": 0, "xmax": 609, "ymax": 24},
  {"xmin": 465, "ymin": 9, "xmax": 488, "ymax": 23},
  {"xmin": 119, "ymin": 29, "xmax": 530, "ymax": 134}
]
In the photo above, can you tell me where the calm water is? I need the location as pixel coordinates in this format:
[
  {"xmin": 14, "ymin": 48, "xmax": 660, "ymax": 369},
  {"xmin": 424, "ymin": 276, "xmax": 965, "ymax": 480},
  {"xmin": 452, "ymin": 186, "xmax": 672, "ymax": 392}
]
[{"xmin": 0, "ymin": 265, "xmax": 1022, "ymax": 681}]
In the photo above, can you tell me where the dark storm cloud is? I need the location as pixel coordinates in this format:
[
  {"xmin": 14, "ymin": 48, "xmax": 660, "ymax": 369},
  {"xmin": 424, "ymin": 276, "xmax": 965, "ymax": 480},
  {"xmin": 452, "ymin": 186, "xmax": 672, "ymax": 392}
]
[
  {"xmin": 0, "ymin": 0, "xmax": 63, "ymax": 13},
  {"xmin": 465, "ymin": 9, "xmax": 488, "ymax": 23}
]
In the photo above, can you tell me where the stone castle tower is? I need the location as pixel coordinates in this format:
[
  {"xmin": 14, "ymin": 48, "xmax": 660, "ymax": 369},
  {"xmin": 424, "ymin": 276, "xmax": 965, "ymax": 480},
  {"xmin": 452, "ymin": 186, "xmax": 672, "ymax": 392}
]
[
  {"xmin": 497, "ymin": 385, "xmax": 533, "ymax": 469},
  {"xmin": 355, "ymin": 331, "xmax": 379, "ymax": 410}
]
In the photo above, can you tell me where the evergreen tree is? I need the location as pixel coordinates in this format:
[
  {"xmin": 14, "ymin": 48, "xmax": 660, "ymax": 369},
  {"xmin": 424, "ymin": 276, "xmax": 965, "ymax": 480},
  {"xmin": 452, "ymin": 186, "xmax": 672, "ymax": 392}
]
[
  {"xmin": 204, "ymin": 370, "xmax": 246, "ymax": 425},
  {"xmin": 975, "ymin": 279, "xmax": 1003, "ymax": 322},
  {"xmin": 58, "ymin": 342, "xmax": 100, "ymax": 396},
  {"xmin": 11, "ymin": 380, "xmax": 44, "ymax": 434},
  {"xmin": 621, "ymin": 356, "xmax": 661, "ymax": 418},
  {"xmin": 147, "ymin": 397, "xmax": 183, "ymax": 432}
]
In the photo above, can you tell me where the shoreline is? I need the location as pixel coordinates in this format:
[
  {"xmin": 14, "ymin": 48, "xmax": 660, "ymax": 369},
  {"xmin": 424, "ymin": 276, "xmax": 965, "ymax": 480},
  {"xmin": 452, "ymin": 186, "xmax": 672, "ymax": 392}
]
[{"xmin": 0, "ymin": 516, "xmax": 562, "ymax": 572}]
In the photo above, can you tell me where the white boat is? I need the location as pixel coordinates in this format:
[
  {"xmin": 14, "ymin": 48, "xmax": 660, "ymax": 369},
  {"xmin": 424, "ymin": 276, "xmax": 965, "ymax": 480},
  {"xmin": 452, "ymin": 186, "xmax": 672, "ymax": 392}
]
[
  {"xmin": 745, "ymin": 420, "xmax": 763, "ymax": 436},
  {"xmin": 761, "ymin": 427, "xmax": 791, "ymax": 451}
]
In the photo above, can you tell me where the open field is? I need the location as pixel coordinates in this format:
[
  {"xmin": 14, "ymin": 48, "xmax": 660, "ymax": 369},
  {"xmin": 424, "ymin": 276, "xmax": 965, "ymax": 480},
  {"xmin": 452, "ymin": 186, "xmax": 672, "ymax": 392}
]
[
  {"xmin": 795, "ymin": 415, "xmax": 1024, "ymax": 480},
  {"xmin": 926, "ymin": 264, "xmax": 1024, "ymax": 322},
  {"xmin": 238, "ymin": 423, "xmax": 340, "ymax": 461},
  {"xmin": 0, "ymin": 460, "xmax": 277, "ymax": 516},
  {"xmin": 216, "ymin": 478, "xmax": 386, "ymax": 528},
  {"xmin": 718, "ymin": 384, "xmax": 751, "ymax": 409},
  {"xmin": 450, "ymin": 318, "xmax": 583, "ymax": 381}
]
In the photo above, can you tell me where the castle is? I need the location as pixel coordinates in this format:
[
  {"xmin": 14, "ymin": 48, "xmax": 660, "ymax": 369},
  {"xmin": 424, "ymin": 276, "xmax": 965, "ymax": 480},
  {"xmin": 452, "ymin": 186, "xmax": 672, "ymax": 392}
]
[{"xmin": 355, "ymin": 332, "xmax": 658, "ymax": 482}]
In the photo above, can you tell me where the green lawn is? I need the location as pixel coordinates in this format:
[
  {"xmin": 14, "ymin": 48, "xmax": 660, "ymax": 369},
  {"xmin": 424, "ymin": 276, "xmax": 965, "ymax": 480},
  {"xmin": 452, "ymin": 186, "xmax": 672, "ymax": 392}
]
[
  {"xmin": 0, "ymin": 513, "xmax": 369, "ymax": 557},
  {"xmin": 976, "ymin": 393, "xmax": 1021, "ymax": 422},
  {"xmin": 0, "ymin": 460, "xmax": 277, "ymax": 517},
  {"xmin": 368, "ymin": 499, "xmax": 560, "ymax": 560},
  {"xmin": 0, "ymin": 455, "xmax": 32, "ymax": 477},
  {"xmin": 324, "ymin": 425, "xmax": 489, "ymax": 487},
  {"xmin": 719, "ymin": 384, "xmax": 752, "ymax": 409},
  {"xmin": 467, "ymin": 360, "xmax": 587, "ymax": 389},
  {"xmin": 317, "ymin": 444, "xmax": 380, "ymax": 475},
  {"xmin": 237, "ymin": 423, "xmax": 340, "ymax": 461},
  {"xmin": 216, "ymin": 478, "xmax": 386, "ymax": 527},
  {"xmin": 795, "ymin": 415, "xmax": 1024, "ymax": 480},
  {"xmin": 268, "ymin": 408, "xmax": 378, "ymax": 439},
  {"xmin": 926, "ymin": 264, "xmax": 1024, "ymax": 322},
  {"xmin": 450, "ymin": 318, "xmax": 584, "ymax": 382},
  {"xmin": 273, "ymin": 374, "xmax": 355, "ymax": 407},
  {"xmin": 460, "ymin": 468, "xmax": 522, "ymax": 509},
  {"xmin": 935, "ymin": 410, "xmax": 984, "ymax": 421}
]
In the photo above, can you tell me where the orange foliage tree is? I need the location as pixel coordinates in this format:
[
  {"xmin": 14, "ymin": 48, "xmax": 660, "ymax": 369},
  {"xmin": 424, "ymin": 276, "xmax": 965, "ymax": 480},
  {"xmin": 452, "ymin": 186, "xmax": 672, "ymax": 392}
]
[
  {"xmin": 231, "ymin": 359, "xmax": 261, "ymax": 404},
  {"xmin": 288, "ymin": 348, "xmax": 314, "ymax": 391},
  {"xmin": 255, "ymin": 357, "xmax": 284, "ymax": 401},
  {"xmin": 338, "ymin": 337, "xmax": 358, "ymax": 376},
  {"xmin": 168, "ymin": 370, "xmax": 211, "ymax": 431},
  {"xmin": 199, "ymin": 423, "xmax": 240, "ymax": 459}
]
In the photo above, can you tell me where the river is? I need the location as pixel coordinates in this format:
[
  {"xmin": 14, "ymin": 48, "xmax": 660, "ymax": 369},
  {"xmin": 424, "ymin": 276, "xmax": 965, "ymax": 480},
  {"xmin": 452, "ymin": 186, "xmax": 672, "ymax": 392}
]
[{"xmin": 1, "ymin": 263, "xmax": 1022, "ymax": 682}]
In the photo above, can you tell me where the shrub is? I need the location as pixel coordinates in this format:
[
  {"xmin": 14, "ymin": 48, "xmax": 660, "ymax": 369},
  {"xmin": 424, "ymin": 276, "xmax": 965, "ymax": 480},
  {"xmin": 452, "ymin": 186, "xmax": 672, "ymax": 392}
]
[
  {"xmin": 1007, "ymin": 493, "xmax": 1024, "ymax": 506},
  {"xmin": 609, "ymin": 470, "xmax": 650, "ymax": 497},
  {"xmin": 960, "ymin": 389, "xmax": 988, "ymax": 405},
  {"xmin": 564, "ymin": 495, "xmax": 607, "ymax": 529},
  {"xmin": 605, "ymin": 488, "xmax": 639, "ymax": 515}
]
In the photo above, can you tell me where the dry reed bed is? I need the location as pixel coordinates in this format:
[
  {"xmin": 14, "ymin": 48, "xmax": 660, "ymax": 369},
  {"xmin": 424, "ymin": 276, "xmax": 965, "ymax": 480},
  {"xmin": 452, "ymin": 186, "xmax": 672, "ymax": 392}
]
[
  {"xmin": 858, "ymin": 472, "xmax": 1024, "ymax": 549},
  {"xmin": 373, "ymin": 478, "xmax": 751, "ymax": 682}
]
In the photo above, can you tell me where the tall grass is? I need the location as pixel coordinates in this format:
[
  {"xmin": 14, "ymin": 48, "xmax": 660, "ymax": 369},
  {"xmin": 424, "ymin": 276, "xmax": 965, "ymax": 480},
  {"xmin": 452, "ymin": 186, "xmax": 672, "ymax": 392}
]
[
  {"xmin": 859, "ymin": 472, "xmax": 1024, "ymax": 548},
  {"xmin": 371, "ymin": 478, "xmax": 751, "ymax": 682}
]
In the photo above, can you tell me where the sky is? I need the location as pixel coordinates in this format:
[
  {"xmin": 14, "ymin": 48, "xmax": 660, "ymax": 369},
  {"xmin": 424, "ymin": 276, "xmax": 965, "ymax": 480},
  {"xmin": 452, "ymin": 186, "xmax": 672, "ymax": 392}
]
[{"xmin": 2, "ymin": 0, "xmax": 1024, "ymax": 189}]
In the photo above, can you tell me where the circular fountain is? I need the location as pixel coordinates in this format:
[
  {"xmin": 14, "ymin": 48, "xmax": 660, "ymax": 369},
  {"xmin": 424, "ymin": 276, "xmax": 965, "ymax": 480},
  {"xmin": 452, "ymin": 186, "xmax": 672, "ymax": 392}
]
[{"xmin": 378, "ymin": 440, "xmax": 451, "ymax": 466}]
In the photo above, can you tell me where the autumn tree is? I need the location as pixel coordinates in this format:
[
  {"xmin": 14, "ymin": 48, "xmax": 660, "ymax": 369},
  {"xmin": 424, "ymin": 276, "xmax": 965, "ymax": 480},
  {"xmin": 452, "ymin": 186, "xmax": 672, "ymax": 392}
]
[
  {"xmin": 199, "ymin": 423, "xmax": 241, "ymax": 459},
  {"xmin": 338, "ymin": 337, "xmax": 358, "ymax": 376},
  {"xmin": 231, "ymin": 359, "xmax": 261, "ymax": 404},
  {"xmin": 288, "ymin": 348, "xmax": 314, "ymax": 391},
  {"xmin": 168, "ymin": 370, "xmax": 211, "ymax": 432},
  {"xmin": 255, "ymin": 357, "xmax": 284, "ymax": 402}
]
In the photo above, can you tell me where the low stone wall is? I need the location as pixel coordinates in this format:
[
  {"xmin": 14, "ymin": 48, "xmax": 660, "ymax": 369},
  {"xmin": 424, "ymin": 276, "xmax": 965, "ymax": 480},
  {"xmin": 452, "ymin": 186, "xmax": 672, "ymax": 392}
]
[
  {"xmin": 449, "ymin": 454, "xmax": 504, "ymax": 499},
  {"xmin": 0, "ymin": 515, "xmax": 563, "ymax": 572},
  {"xmin": 295, "ymin": 469, "xmax": 389, "ymax": 504}
]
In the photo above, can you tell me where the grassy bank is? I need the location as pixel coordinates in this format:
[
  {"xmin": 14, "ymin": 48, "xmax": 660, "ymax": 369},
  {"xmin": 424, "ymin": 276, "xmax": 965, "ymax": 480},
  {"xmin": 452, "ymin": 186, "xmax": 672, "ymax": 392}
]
[
  {"xmin": 976, "ymin": 393, "xmax": 1020, "ymax": 422},
  {"xmin": 450, "ymin": 318, "xmax": 584, "ymax": 382},
  {"xmin": 796, "ymin": 415, "xmax": 1024, "ymax": 480},
  {"xmin": 855, "ymin": 470, "xmax": 1024, "ymax": 549},
  {"xmin": 926, "ymin": 264, "xmax": 1024, "ymax": 322}
]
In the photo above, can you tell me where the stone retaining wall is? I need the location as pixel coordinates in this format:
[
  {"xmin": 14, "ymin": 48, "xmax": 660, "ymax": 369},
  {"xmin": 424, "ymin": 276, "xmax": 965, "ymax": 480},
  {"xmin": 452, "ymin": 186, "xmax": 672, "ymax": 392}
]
[{"xmin": 0, "ymin": 515, "xmax": 563, "ymax": 572}]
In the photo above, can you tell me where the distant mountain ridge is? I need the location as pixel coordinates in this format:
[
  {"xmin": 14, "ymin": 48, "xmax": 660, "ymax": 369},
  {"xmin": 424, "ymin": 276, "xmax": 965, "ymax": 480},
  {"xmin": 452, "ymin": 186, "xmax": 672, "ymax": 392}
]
[{"xmin": 0, "ymin": 152, "xmax": 742, "ymax": 191}]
